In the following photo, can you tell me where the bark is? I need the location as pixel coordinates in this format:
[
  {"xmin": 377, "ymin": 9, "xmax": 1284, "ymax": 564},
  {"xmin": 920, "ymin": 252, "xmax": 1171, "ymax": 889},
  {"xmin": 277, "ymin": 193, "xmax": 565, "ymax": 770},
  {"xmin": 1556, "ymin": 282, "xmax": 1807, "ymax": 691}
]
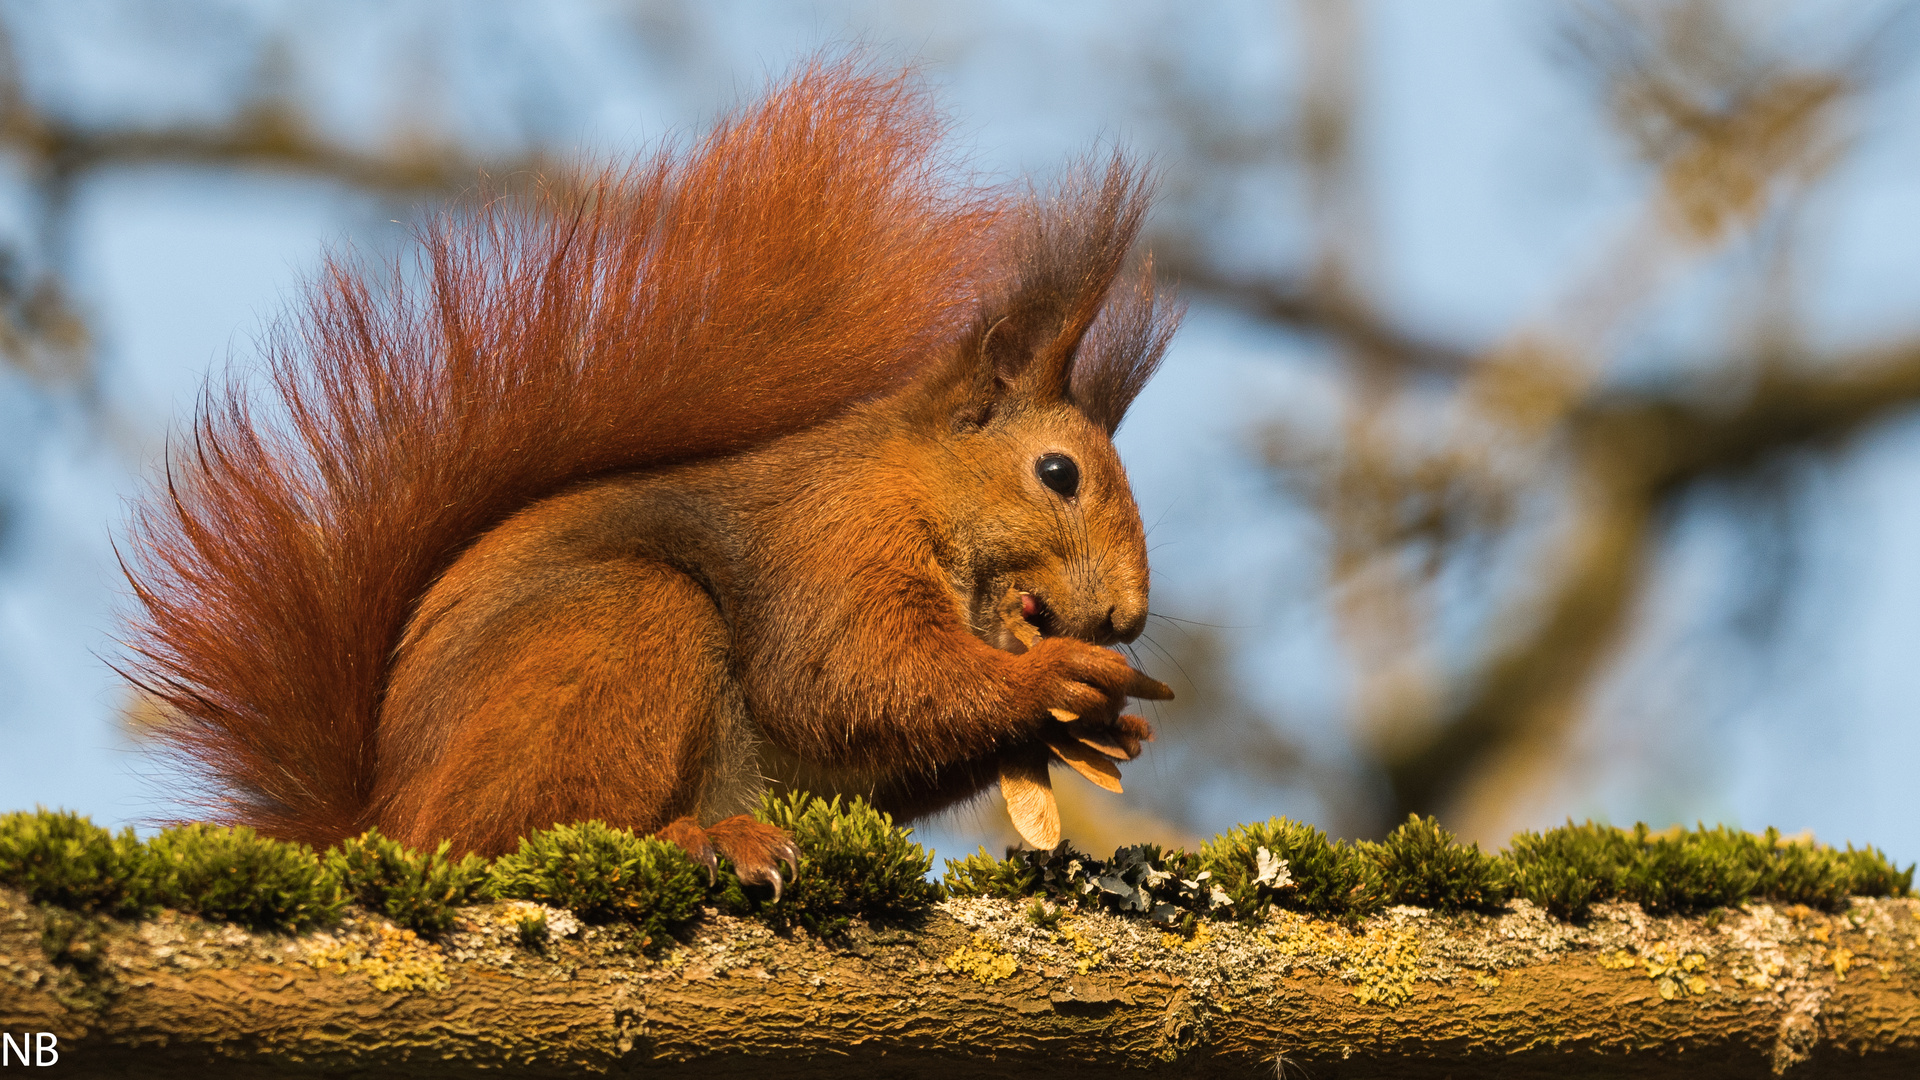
[{"xmin": 3, "ymin": 888, "xmax": 1917, "ymax": 1078}]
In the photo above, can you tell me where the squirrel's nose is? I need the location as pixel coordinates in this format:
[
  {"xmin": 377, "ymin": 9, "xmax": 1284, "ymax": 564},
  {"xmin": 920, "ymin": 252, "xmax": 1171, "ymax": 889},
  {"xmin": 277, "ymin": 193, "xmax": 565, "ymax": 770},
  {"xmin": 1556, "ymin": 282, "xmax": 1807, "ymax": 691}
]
[{"xmin": 1105, "ymin": 600, "xmax": 1147, "ymax": 644}]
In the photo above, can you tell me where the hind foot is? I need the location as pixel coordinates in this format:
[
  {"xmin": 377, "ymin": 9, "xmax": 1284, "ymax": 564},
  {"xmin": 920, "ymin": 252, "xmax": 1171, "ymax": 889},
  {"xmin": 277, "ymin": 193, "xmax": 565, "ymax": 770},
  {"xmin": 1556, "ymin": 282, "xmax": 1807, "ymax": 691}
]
[{"xmin": 657, "ymin": 815, "xmax": 801, "ymax": 900}]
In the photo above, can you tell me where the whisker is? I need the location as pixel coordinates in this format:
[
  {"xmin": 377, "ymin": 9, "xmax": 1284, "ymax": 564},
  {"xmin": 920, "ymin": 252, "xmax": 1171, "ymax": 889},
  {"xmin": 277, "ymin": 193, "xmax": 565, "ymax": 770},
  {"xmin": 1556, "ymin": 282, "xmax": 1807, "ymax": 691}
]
[
  {"xmin": 1133, "ymin": 630, "xmax": 1197, "ymax": 688},
  {"xmin": 1147, "ymin": 611, "xmax": 1242, "ymax": 631}
]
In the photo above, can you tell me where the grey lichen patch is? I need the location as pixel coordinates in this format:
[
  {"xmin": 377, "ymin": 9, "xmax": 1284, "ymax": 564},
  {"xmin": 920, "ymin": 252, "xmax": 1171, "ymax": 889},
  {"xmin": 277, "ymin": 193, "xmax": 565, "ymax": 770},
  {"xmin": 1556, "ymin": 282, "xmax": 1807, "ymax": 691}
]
[
  {"xmin": 442, "ymin": 900, "xmax": 582, "ymax": 969},
  {"xmin": 3, "ymin": 887, "xmax": 315, "ymax": 1010},
  {"xmin": 136, "ymin": 908, "xmax": 279, "ymax": 972},
  {"xmin": 673, "ymin": 915, "xmax": 795, "ymax": 982},
  {"xmin": 438, "ymin": 901, "xmax": 842, "ymax": 994}
]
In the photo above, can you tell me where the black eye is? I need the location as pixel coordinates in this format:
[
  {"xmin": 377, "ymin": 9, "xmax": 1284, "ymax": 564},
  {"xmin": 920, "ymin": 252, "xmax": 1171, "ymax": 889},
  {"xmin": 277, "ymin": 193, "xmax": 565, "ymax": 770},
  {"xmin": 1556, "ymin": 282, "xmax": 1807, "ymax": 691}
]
[{"xmin": 1035, "ymin": 454, "xmax": 1080, "ymax": 498}]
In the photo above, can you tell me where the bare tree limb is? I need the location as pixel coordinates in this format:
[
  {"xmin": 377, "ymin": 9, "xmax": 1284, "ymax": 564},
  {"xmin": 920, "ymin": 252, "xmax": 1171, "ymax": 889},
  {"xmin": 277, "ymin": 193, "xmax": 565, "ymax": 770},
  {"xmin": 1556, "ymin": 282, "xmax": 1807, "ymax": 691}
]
[
  {"xmin": 1388, "ymin": 340, "xmax": 1920, "ymax": 823},
  {"xmin": 1159, "ymin": 259, "xmax": 1478, "ymax": 376},
  {"xmin": 0, "ymin": 98, "xmax": 548, "ymax": 198}
]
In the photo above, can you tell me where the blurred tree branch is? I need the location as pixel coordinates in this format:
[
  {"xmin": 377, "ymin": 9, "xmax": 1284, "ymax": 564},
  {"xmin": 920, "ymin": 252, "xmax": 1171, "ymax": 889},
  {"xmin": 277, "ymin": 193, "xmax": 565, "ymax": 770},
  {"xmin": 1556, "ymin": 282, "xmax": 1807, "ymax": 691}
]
[
  {"xmin": 1161, "ymin": 0, "xmax": 1920, "ymax": 841},
  {"xmin": 1392, "ymin": 339, "xmax": 1920, "ymax": 824},
  {"xmin": 1158, "ymin": 261, "xmax": 1477, "ymax": 376},
  {"xmin": 0, "ymin": 19, "xmax": 541, "ymax": 390}
]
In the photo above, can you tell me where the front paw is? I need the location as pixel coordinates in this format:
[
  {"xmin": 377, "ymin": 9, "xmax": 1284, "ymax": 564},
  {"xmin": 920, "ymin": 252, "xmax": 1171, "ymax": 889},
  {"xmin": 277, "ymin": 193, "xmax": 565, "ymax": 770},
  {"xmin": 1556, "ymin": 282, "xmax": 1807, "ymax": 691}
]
[
  {"xmin": 1021, "ymin": 636, "xmax": 1171, "ymax": 728},
  {"xmin": 1061, "ymin": 711, "xmax": 1154, "ymax": 762}
]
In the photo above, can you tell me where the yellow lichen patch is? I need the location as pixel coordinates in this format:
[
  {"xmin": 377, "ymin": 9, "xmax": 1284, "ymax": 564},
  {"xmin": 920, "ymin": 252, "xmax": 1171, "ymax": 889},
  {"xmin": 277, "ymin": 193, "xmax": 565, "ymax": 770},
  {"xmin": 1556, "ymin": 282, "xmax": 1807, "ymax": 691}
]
[
  {"xmin": 1640, "ymin": 944, "xmax": 1709, "ymax": 1000},
  {"xmin": 1597, "ymin": 948, "xmax": 1638, "ymax": 971},
  {"xmin": 1056, "ymin": 919, "xmax": 1108, "ymax": 975},
  {"xmin": 1597, "ymin": 943, "xmax": 1710, "ymax": 999},
  {"xmin": 945, "ymin": 934, "xmax": 1017, "ymax": 984},
  {"xmin": 1830, "ymin": 947, "xmax": 1854, "ymax": 981},
  {"xmin": 1736, "ymin": 959, "xmax": 1782, "ymax": 991},
  {"xmin": 1263, "ymin": 912, "xmax": 1422, "ymax": 1008},
  {"xmin": 1160, "ymin": 921, "xmax": 1215, "ymax": 953},
  {"xmin": 307, "ymin": 924, "xmax": 450, "ymax": 993},
  {"xmin": 1347, "ymin": 928, "xmax": 1421, "ymax": 1006},
  {"xmin": 1472, "ymin": 970, "xmax": 1502, "ymax": 990}
]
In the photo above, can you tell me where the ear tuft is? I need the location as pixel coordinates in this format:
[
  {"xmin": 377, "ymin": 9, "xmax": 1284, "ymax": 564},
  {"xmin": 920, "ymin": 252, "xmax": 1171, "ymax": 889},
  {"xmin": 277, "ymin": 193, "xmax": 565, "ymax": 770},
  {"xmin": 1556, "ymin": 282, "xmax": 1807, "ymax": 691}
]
[
  {"xmin": 1070, "ymin": 249, "xmax": 1181, "ymax": 434},
  {"xmin": 963, "ymin": 152, "xmax": 1179, "ymax": 429}
]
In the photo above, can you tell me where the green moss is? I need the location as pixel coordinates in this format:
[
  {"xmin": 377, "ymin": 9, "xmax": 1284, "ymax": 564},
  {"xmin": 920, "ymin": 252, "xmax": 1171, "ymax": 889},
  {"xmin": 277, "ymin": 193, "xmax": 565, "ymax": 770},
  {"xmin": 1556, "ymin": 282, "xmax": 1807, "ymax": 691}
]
[
  {"xmin": 1835, "ymin": 842, "xmax": 1913, "ymax": 897},
  {"xmin": 489, "ymin": 821, "xmax": 703, "ymax": 948},
  {"xmin": 2, "ymin": 801, "xmax": 1910, "ymax": 937},
  {"xmin": 0, "ymin": 809, "xmax": 154, "ymax": 919},
  {"xmin": 1754, "ymin": 830, "xmax": 1853, "ymax": 910},
  {"xmin": 327, "ymin": 828, "xmax": 491, "ymax": 938},
  {"xmin": 753, "ymin": 791, "xmax": 940, "ymax": 935},
  {"xmin": 1502, "ymin": 820, "xmax": 1635, "ymax": 920},
  {"xmin": 147, "ymin": 823, "xmax": 343, "ymax": 931},
  {"xmin": 1501, "ymin": 821, "xmax": 1916, "ymax": 920},
  {"xmin": 1618, "ymin": 825, "xmax": 1763, "ymax": 914},
  {"xmin": 943, "ymin": 846, "xmax": 1044, "ymax": 900},
  {"xmin": 1366, "ymin": 815, "xmax": 1509, "ymax": 912},
  {"xmin": 1025, "ymin": 898, "xmax": 1064, "ymax": 929},
  {"xmin": 1202, "ymin": 818, "xmax": 1382, "ymax": 918}
]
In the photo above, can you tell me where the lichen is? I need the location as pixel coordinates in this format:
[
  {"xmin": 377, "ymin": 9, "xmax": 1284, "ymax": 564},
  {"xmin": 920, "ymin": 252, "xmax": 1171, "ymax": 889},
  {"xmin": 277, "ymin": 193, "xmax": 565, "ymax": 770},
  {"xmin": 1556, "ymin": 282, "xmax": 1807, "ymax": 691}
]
[
  {"xmin": 1594, "ymin": 942, "xmax": 1709, "ymax": 998},
  {"xmin": 1830, "ymin": 946, "xmax": 1854, "ymax": 980},
  {"xmin": 307, "ymin": 922, "xmax": 450, "ymax": 992},
  {"xmin": 945, "ymin": 933, "xmax": 1017, "ymax": 984},
  {"xmin": 1161, "ymin": 920, "xmax": 1215, "ymax": 953},
  {"xmin": 1056, "ymin": 918, "xmax": 1114, "ymax": 973},
  {"xmin": 1641, "ymin": 943, "xmax": 1711, "ymax": 999},
  {"xmin": 1263, "ymin": 911, "xmax": 1422, "ymax": 1007}
]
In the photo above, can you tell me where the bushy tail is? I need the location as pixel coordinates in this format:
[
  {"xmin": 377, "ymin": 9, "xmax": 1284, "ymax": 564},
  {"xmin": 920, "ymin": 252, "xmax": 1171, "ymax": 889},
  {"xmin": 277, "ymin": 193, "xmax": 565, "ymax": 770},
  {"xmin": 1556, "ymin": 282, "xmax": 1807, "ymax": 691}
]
[{"xmin": 122, "ymin": 60, "xmax": 1002, "ymax": 848}]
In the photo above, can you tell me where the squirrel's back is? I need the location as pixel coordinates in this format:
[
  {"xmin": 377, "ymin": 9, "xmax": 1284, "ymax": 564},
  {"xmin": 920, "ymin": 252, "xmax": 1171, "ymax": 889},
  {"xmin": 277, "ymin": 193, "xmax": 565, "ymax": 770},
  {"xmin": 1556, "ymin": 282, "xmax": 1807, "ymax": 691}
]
[{"xmin": 123, "ymin": 60, "xmax": 1005, "ymax": 847}]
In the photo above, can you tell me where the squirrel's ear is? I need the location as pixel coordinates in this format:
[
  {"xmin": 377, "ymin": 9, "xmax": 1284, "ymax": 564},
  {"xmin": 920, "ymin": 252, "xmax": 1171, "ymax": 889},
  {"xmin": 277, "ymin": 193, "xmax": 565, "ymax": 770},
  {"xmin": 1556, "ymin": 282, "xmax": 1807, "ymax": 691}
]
[
  {"xmin": 954, "ymin": 154, "xmax": 1166, "ymax": 426},
  {"xmin": 974, "ymin": 294, "xmax": 1078, "ymax": 407},
  {"xmin": 945, "ymin": 288, "xmax": 1069, "ymax": 428}
]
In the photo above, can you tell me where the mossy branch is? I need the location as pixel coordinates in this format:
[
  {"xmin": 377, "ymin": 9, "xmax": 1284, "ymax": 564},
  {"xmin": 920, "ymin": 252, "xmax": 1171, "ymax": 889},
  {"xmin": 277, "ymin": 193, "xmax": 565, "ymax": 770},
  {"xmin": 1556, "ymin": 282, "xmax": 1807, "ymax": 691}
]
[{"xmin": 1, "ymin": 804, "xmax": 1915, "ymax": 1076}]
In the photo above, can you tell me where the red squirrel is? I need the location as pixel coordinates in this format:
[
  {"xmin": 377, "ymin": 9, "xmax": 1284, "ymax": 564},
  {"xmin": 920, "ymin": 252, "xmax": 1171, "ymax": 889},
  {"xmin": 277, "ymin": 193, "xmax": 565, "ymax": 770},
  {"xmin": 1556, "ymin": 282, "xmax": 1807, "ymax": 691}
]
[{"xmin": 123, "ymin": 61, "xmax": 1177, "ymax": 891}]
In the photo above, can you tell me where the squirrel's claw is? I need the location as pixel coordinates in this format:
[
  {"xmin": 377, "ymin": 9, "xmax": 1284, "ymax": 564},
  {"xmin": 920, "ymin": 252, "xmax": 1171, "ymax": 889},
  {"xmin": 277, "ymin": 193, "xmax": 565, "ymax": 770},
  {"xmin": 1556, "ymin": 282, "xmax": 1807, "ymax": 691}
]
[
  {"xmin": 765, "ymin": 836, "xmax": 801, "ymax": 903},
  {"xmin": 1127, "ymin": 671, "xmax": 1175, "ymax": 701},
  {"xmin": 656, "ymin": 816, "xmax": 720, "ymax": 884},
  {"xmin": 700, "ymin": 816, "xmax": 800, "ymax": 901}
]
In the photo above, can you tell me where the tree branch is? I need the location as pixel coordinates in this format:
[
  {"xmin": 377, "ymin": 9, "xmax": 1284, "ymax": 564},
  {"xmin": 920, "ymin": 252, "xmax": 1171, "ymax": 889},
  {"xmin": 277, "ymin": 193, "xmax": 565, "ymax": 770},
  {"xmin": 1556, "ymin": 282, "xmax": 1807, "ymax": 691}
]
[
  {"xmin": 1158, "ymin": 258, "xmax": 1477, "ymax": 377},
  {"xmin": 1387, "ymin": 340, "xmax": 1920, "ymax": 823},
  {"xmin": 4, "ymin": 888, "xmax": 1917, "ymax": 1076},
  {"xmin": 0, "ymin": 98, "xmax": 545, "ymax": 197}
]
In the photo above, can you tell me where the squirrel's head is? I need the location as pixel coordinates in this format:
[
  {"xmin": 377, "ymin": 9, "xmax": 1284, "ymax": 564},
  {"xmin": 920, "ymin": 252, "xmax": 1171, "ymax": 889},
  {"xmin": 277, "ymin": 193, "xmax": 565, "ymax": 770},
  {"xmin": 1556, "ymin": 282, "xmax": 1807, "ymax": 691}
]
[{"xmin": 903, "ymin": 156, "xmax": 1180, "ymax": 652}]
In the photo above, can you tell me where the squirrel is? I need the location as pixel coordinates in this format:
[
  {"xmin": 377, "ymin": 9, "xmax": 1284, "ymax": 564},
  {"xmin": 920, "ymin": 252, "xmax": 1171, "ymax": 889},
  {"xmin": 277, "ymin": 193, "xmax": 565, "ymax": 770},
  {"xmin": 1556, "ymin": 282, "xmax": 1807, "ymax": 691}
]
[{"xmin": 122, "ymin": 60, "xmax": 1178, "ymax": 892}]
